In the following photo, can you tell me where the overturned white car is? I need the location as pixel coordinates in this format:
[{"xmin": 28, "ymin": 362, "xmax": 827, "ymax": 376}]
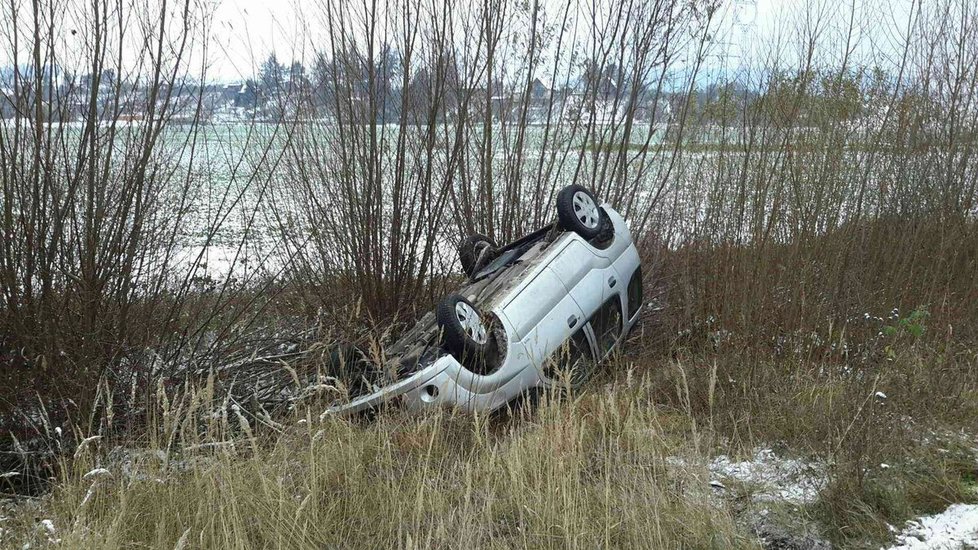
[{"xmin": 327, "ymin": 184, "xmax": 643, "ymax": 415}]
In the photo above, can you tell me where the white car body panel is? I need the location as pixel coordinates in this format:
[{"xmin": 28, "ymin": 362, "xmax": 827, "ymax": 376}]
[{"xmin": 326, "ymin": 203, "xmax": 642, "ymax": 416}]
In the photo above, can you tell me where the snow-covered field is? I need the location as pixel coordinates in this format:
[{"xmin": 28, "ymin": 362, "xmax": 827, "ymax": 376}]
[{"xmin": 886, "ymin": 504, "xmax": 978, "ymax": 549}]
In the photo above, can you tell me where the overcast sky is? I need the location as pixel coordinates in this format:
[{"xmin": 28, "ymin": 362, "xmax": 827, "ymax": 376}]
[
  {"xmin": 203, "ymin": 0, "xmax": 915, "ymax": 82},
  {"xmin": 2, "ymin": 0, "xmax": 917, "ymax": 84}
]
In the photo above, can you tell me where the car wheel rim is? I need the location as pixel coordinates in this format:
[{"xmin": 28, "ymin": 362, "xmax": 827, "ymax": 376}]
[
  {"xmin": 455, "ymin": 301, "xmax": 488, "ymax": 344},
  {"xmin": 572, "ymin": 191, "xmax": 599, "ymax": 229}
]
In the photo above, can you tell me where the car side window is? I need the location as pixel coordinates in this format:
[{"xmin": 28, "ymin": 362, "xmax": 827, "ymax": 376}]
[
  {"xmin": 545, "ymin": 326, "xmax": 593, "ymax": 381},
  {"xmin": 591, "ymin": 296, "xmax": 623, "ymax": 357},
  {"xmin": 627, "ymin": 265, "xmax": 642, "ymax": 320}
]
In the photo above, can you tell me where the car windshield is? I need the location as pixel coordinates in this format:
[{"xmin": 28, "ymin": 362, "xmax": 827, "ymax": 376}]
[
  {"xmin": 473, "ymin": 226, "xmax": 557, "ymax": 281},
  {"xmin": 474, "ymin": 248, "xmax": 521, "ymax": 279}
]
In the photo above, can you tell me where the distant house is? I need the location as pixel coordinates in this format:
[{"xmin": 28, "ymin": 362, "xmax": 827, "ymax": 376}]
[
  {"xmin": 0, "ymin": 87, "xmax": 15, "ymax": 118},
  {"xmin": 591, "ymin": 74, "xmax": 619, "ymax": 101},
  {"xmin": 652, "ymin": 96, "xmax": 672, "ymax": 123},
  {"xmin": 631, "ymin": 89, "xmax": 673, "ymax": 124},
  {"xmin": 525, "ymin": 78, "xmax": 553, "ymax": 124},
  {"xmin": 234, "ymin": 81, "xmax": 258, "ymax": 109},
  {"xmin": 530, "ymin": 78, "xmax": 550, "ymax": 102}
]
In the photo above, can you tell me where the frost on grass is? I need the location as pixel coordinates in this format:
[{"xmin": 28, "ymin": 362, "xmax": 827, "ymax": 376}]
[
  {"xmin": 885, "ymin": 503, "xmax": 978, "ymax": 549},
  {"xmin": 708, "ymin": 448, "xmax": 827, "ymax": 505},
  {"xmin": 668, "ymin": 448, "xmax": 827, "ymax": 506},
  {"xmin": 670, "ymin": 448, "xmax": 831, "ymax": 548},
  {"xmin": 82, "ymin": 468, "xmax": 111, "ymax": 480}
]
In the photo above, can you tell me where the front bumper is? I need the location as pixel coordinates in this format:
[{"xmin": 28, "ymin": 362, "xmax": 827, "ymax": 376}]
[{"xmin": 323, "ymin": 352, "xmax": 540, "ymax": 416}]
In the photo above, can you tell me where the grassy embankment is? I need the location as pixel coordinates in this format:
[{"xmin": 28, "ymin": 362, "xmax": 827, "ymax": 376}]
[{"xmin": 4, "ymin": 308, "xmax": 977, "ymax": 548}]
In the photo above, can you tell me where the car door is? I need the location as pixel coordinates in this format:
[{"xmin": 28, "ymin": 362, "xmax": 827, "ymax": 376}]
[
  {"xmin": 548, "ymin": 236, "xmax": 624, "ymax": 361},
  {"xmin": 547, "ymin": 239, "xmax": 607, "ymax": 314},
  {"xmin": 541, "ymin": 321, "xmax": 596, "ymax": 386},
  {"xmin": 504, "ymin": 265, "xmax": 587, "ymax": 370}
]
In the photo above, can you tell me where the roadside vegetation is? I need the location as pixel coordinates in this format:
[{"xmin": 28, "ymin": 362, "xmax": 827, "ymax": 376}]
[{"xmin": 2, "ymin": 0, "xmax": 977, "ymax": 547}]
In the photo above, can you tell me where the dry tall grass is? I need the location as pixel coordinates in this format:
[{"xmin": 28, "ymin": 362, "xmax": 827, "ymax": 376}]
[
  {"xmin": 2, "ymin": 376, "xmax": 753, "ymax": 549},
  {"xmin": 4, "ymin": 336, "xmax": 976, "ymax": 548}
]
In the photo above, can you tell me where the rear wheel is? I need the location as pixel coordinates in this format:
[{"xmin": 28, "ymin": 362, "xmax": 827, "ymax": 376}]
[
  {"xmin": 458, "ymin": 234, "xmax": 497, "ymax": 277},
  {"xmin": 556, "ymin": 185, "xmax": 602, "ymax": 239},
  {"xmin": 436, "ymin": 294, "xmax": 491, "ymax": 364}
]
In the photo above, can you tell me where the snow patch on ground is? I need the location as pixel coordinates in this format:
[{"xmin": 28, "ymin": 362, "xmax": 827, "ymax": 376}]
[
  {"xmin": 709, "ymin": 448, "xmax": 827, "ymax": 505},
  {"xmin": 886, "ymin": 504, "xmax": 978, "ymax": 549}
]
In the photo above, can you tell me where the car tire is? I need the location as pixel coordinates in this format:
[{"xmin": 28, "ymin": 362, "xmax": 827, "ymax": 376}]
[
  {"xmin": 458, "ymin": 234, "xmax": 497, "ymax": 277},
  {"xmin": 556, "ymin": 184, "xmax": 603, "ymax": 239},
  {"xmin": 436, "ymin": 293, "xmax": 491, "ymax": 363}
]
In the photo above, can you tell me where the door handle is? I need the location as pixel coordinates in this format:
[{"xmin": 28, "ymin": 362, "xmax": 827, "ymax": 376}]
[
  {"xmin": 608, "ymin": 276, "xmax": 617, "ymax": 288},
  {"xmin": 567, "ymin": 315, "xmax": 578, "ymax": 329}
]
